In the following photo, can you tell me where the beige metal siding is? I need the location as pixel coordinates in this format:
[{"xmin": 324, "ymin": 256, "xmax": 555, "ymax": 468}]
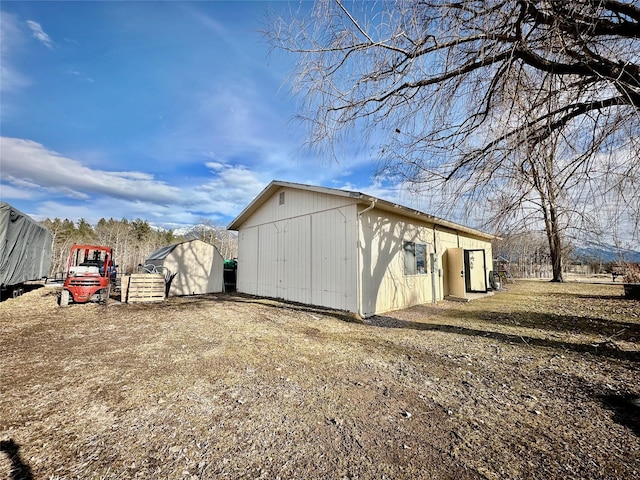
[
  {"xmin": 446, "ymin": 248, "xmax": 466, "ymax": 298},
  {"xmin": 359, "ymin": 214, "xmax": 494, "ymax": 314},
  {"xmin": 435, "ymin": 228, "xmax": 460, "ymax": 297},
  {"xmin": 310, "ymin": 207, "xmax": 357, "ymax": 311},
  {"xmin": 256, "ymin": 222, "xmax": 279, "ymax": 298},
  {"xmin": 237, "ymin": 227, "xmax": 259, "ymax": 295},
  {"xmin": 284, "ymin": 216, "xmax": 312, "ymax": 305},
  {"xmin": 236, "ymin": 190, "xmax": 358, "ymax": 312},
  {"xmin": 358, "ymin": 208, "xmax": 435, "ymax": 316},
  {"xmin": 240, "ymin": 187, "xmax": 358, "ymax": 229},
  {"xmin": 235, "ymin": 183, "xmax": 494, "ymax": 315},
  {"xmin": 251, "ymin": 217, "xmax": 313, "ymax": 303},
  {"xmin": 160, "ymin": 240, "xmax": 224, "ymax": 296}
]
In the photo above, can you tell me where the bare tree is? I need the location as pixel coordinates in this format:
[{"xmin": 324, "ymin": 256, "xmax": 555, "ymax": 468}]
[
  {"xmin": 267, "ymin": 0, "xmax": 640, "ymax": 281},
  {"xmin": 190, "ymin": 220, "xmax": 238, "ymax": 260},
  {"xmin": 42, "ymin": 218, "xmax": 182, "ymax": 276},
  {"xmin": 40, "ymin": 218, "xmax": 76, "ymax": 277},
  {"xmin": 493, "ymin": 231, "xmax": 553, "ymax": 278}
]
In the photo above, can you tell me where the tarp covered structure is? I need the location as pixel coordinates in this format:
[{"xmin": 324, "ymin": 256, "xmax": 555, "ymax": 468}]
[
  {"xmin": 145, "ymin": 239, "xmax": 224, "ymax": 296},
  {"xmin": 0, "ymin": 202, "xmax": 53, "ymax": 287}
]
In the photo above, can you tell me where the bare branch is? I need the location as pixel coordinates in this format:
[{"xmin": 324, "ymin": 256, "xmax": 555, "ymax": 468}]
[{"xmin": 266, "ymin": 0, "xmax": 640, "ymax": 281}]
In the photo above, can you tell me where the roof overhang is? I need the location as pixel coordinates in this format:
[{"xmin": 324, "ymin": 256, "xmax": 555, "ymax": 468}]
[{"xmin": 227, "ymin": 180, "xmax": 496, "ymax": 241}]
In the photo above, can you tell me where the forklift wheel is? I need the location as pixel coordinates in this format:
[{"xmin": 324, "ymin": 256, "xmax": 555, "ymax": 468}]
[
  {"xmin": 59, "ymin": 289, "xmax": 70, "ymax": 307},
  {"xmin": 100, "ymin": 285, "xmax": 111, "ymax": 305}
]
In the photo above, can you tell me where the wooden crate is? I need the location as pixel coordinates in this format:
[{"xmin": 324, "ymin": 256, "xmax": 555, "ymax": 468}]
[{"xmin": 123, "ymin": 274, "xmax": 165, "ymax": 303}]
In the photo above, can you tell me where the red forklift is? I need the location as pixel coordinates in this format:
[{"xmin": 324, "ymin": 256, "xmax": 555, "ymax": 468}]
[{"xmin": 59, "ymin": 245, "xmax": 116, "ymax": 306}]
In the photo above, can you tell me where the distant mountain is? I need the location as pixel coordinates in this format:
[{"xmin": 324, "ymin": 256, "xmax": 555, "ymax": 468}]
[
  {"xmin": 571, "ymin": 242, "xmax": 640, "ymax": 263},
  {"xmin": 160, "ymin": 224, "xmax": 217, "ymax": 238}
]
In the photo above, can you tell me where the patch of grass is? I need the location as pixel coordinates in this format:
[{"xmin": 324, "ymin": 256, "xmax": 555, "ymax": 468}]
[{"xmin": 0, "ymin": 281, "xmax": 638, "ymax": 479}]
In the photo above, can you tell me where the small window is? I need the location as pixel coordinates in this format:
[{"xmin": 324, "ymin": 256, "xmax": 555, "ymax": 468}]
[
  {"xmin": 404, "ymin": 242, "xmax": 416, "ymax": 275},
  {"xmin": 416, "ymin": 243, "xmax": 426, "ymax": 274},
  {"xmin": 279, "ymin": 191, "xmax": 285, "ymax": 205},
  {"xmin": 404, "ymin": 241, "xmax": 428, "ymax": 275}
]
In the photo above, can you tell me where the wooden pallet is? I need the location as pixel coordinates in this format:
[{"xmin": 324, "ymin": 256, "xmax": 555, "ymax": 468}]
[{"xmin": 122, "ymin": 274, "xmax": 166, "ymax": 303}]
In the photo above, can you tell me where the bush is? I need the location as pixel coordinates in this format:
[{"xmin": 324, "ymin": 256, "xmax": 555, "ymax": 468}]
[{"xmin": 623, "ymin": 263, "xmax": 640, "ymax": 284}]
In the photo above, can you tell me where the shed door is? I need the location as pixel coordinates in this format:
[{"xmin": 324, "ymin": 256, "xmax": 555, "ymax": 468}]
[
  {"xmin": 447, "ymin": 248, "xmax": 465, "ymax": 298},
  {"xmin": 464, "ymin": 249, "xmax": 487, "ymax": 293}
]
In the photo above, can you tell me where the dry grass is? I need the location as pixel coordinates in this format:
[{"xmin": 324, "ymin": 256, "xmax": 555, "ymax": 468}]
[{"xmin": 0, "ymin": 281, "xmax": 638, "ymax": 479}]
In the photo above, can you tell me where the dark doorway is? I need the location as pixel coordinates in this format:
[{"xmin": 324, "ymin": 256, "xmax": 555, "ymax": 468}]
[{"xmin": 464, "ymin": 249, "xmax": 487, "ymax": 293}]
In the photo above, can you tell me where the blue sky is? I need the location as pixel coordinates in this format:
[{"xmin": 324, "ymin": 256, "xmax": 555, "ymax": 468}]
[{"xmin": 0, "ymin": 0, "xmax": 405, "ymax": 230}]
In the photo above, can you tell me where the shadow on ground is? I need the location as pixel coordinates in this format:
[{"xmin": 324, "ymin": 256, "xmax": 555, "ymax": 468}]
[
  {"xmin": 0, "ymin": 284, "xmax": 44, "ymax": 303},
  {"xmin": 0, "ymin": 439, "xmax": 33, "ymax": 480},
  {"xmin": 365, "ymin": 314, "xmax": 640, "ymax": 362},
  {"xmin": 600, "ymin": 393, "xmax": 640, "ymax": 437}
]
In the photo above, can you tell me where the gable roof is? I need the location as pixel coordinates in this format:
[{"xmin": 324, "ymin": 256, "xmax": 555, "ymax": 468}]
[
  {"xmin": 146, "ymin": 239, "xmax": 219, "ymax": 261},
  {"xmin": 227, "ymin": 180, "xmax": 495, "ymax": 240}
]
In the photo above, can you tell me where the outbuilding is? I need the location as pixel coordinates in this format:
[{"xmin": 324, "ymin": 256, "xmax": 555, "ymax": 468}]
[
  {"xmin": 145, "ymin": 239, "xmax": 224, "ymax": 296},
  {"xmin": 228, "ymin": 181, "xmax": 496, "ymax": 317}
]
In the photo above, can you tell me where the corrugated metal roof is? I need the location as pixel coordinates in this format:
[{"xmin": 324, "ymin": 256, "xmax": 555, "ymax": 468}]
[{"xmin": 227, "ymin": 180, "xmax": 496, "ymax": 240}]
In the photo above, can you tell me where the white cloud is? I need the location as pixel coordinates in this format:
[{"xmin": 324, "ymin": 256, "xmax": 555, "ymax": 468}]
[
  {"xmin": 0, "ymin": 136, "xmax": 269, "ymax": 228},
  {"xmin": 0, "ymin": 12, "xmax": 31, "ymax": 94},
  {"xmin": 192, "ymin": 162, "xmax": 267, "ymax": 217},
  {"xmin": 0, "ymin": 183, "xmax": 35, "ymax": 200},
  {"xmin": 68, "ymin": 69, "xmax": 95, "ymax": 83},
  {"xmin": 204, "ymin": 161, "xmax": 226, "ymax": 171},
  {"xmin": 26, "ymin": 20, "xmax": 53, "ymax": 49},
  {"xmin": 184, "ymin": 6, "xmax": 228, "ymax": 37},
  {"xmin": 1, "ymin": 137, "xmax": 183, "ymax": 204}
]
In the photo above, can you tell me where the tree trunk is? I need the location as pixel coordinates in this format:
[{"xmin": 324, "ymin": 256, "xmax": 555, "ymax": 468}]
[
  {"xmin": 548, "ymin": 228, "xmax": 564, "ymax": 282},
  {"xmin": 545, "ymin": 203, "xmax": 564, "ymax": 282},
  {"xmin": 530, "ymin": 153, "xmax": 564, "ymax": 283}
]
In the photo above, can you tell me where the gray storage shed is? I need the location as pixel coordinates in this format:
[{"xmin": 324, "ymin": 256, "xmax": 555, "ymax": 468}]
[{"xmin": 145, "ymin": 239, "xmax": 224, "ymax": 296}]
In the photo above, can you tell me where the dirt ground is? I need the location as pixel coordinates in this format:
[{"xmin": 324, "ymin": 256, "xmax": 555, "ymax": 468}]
[{"xmin": 0, "ymin": 281, "xmax": 638, "ymax": 479}]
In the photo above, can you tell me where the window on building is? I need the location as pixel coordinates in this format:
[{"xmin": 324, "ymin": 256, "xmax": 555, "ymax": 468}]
[
  {"xmin": 403, "ymin": 241, "xmax": 428, "ymax": 275},
  {"xmin": 279, "ymin": 191, "xmax": 285, "ymax": 205}
]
